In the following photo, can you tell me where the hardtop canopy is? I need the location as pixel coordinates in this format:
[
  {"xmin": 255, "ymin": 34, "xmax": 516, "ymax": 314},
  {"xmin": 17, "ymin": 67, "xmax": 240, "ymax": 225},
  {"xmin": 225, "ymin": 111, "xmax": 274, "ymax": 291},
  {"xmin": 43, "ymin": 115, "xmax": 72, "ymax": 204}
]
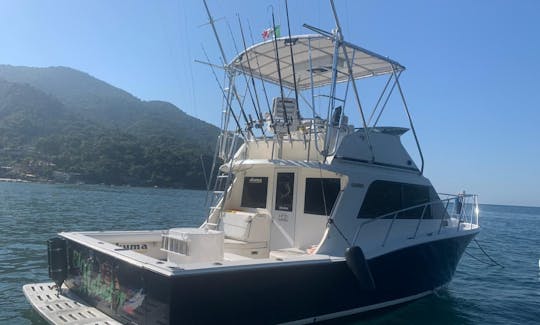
[{"xmin": 229, "ymin": 34, "xmax": 405, "ymax": 90}]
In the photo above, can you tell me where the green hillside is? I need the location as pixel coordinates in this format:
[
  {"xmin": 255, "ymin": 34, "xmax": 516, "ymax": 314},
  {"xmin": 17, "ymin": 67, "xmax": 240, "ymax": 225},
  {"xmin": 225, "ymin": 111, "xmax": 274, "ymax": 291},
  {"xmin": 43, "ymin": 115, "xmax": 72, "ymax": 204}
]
[{"xmin": 0, "ymin": 65, "xmax": 219, "ymax": 188}]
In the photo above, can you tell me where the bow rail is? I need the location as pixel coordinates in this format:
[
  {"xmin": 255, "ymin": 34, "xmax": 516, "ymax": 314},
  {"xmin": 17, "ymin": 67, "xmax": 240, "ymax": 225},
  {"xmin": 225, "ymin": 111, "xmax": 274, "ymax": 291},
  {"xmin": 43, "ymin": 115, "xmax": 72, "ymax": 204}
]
[{"xmin": 352, "ymin": 193, "xmax": 479, "ymax": 247}]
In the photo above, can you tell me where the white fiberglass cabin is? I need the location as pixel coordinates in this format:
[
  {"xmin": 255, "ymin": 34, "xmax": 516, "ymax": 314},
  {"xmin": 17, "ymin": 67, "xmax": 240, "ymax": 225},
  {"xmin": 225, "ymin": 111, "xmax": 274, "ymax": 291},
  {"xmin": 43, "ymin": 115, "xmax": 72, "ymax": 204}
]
[{"xmin": 25, "ymin": 2, "xmax": 480, "ymax": 324}]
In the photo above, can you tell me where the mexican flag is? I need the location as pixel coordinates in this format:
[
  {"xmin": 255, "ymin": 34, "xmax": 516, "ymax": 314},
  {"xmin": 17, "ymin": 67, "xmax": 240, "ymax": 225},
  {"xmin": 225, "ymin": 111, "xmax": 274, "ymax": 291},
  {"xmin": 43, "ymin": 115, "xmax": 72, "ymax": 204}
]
[{"xmin": 262, "ymin": 25, "xmax": 281, "ymax": 40}]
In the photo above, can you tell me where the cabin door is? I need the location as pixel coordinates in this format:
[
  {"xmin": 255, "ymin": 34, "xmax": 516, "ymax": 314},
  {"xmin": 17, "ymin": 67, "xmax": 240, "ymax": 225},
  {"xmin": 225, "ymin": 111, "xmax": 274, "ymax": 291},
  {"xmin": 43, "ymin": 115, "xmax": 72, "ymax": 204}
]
[{"xmin": 270, "ymin": 170, "xmax": 296, "ymax": 249}]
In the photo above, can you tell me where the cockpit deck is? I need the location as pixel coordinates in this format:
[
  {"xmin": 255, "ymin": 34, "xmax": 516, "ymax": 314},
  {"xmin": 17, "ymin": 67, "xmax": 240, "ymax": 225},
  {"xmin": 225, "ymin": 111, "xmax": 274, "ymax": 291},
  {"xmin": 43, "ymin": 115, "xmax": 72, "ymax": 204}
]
[{"xmin": 60, "ymin": 230, "xmax": 335, "ymax": 278}]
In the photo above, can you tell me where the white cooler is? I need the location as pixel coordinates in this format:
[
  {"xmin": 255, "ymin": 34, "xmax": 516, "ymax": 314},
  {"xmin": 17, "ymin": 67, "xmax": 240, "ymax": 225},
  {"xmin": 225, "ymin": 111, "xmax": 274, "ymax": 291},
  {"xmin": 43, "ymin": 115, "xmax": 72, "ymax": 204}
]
[{"xmin": 162, "ymin": 228, "xmax": 224, "ymax": 264}]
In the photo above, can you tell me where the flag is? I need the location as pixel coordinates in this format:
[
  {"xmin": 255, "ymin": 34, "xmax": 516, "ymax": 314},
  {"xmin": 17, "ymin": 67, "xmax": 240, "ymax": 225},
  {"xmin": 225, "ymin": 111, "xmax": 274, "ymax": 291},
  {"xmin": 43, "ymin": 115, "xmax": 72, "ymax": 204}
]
[
  {"xmin": 274, "ymin": 25, "xmax": 281, "ymax": 38},
  {"xmin": 261, "ymin": 28, "xmax": 272, "ymax": 40},
  {"xmin": 261, "ymin": 25, "xmax": 281, "ymax": 40}
]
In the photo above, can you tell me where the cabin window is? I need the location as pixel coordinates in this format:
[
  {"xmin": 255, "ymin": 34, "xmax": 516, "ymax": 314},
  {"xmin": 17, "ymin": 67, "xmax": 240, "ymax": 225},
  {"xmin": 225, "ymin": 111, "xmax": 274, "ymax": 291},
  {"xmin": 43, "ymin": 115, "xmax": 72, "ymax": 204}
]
[
  {"xmin": 358, "ymin": 181, "xmax": 401, "ymax": 219},
  {"xmin": 400, "ymin": 184, "xmax": 431, "ymax": 219},
  {"xmin": 358, "ymin": 181, "xmax": 442, "ymax": 219},
  {"xmin": 304, "ymin": 178, "xmax": 341, "ymax": 215},
  {"xmin": 429, "ymin": 188, "xmax": 447, "ymax": 219},
  {"xmin": 275, "ymin": 173, "xmax": 294, "ymax": 211},
  {"xmin": 241, "ymin": 177, "xmax": 268, "ymax": 208}
]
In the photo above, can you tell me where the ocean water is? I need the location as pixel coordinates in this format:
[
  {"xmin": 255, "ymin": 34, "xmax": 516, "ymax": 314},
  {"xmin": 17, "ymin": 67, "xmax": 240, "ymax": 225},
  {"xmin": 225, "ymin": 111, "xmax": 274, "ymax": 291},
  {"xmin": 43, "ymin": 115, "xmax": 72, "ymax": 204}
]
[{"xmin": 0, "ymin": 182, "xmax": 538, "ymax": 324}]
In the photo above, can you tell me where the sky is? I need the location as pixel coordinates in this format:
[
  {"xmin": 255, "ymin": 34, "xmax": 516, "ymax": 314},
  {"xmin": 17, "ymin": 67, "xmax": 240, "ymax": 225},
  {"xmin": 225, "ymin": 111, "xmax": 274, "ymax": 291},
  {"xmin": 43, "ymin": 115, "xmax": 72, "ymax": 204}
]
[{"xmin": 0, "ymin": 0, "xmax": 539, "ymax": 207}]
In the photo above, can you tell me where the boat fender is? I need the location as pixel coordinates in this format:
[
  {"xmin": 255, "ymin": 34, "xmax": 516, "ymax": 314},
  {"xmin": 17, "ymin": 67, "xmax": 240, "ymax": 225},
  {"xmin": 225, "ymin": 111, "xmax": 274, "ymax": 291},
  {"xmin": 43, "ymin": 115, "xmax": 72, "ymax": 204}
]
[
  {"xmin": 47, "ymin": 237, "xmax": 68, "ymax": 290},
  {"xmin": 345, "ymin": 246, "xmax": 375, "ymax": 291}
]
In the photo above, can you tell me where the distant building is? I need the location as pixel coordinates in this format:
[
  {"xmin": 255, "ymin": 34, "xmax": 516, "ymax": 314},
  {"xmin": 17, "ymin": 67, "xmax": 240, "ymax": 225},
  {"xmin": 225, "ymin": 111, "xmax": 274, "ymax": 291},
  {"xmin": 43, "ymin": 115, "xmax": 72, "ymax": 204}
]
[{"xmin": 52, "ymin": 171, "xmax": 82, "ymax": 183}]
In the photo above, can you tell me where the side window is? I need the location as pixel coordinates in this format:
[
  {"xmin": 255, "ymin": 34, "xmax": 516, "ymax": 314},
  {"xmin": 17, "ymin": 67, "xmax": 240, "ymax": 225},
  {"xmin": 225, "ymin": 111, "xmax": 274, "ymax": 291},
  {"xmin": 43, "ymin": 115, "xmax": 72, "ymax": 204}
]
[
  {"xmin": 275, "ymin": 173, "xmax": 294, "ymax": 211},
  {"xmin": 358, "ymin": 181, "xmax": 401, "ymax": 218},
  {"xmin": 429, "ymin": 188, "xmax": 446, "ymax": 219},
  {"xmin": 400, "ymin": 184, "xmax": 431, "ymax": 219},
  {"xmin": 358, "ymin": 181, "xmax": 440, "ymax": 219},
  {"xmin": 241, "ymin": 177, "xmax": 268, "ymax": 208},
  {"xmin": 304, "ymin": 178, "xmax": 341, "ymax": 215}
]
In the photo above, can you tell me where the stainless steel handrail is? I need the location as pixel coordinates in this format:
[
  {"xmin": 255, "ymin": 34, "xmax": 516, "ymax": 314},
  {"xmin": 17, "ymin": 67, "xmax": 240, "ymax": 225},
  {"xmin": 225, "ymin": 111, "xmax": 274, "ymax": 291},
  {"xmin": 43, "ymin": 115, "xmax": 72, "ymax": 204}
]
[{"xmin": 351, "ymin": 194, "xmax": 479, "ymax": 247}]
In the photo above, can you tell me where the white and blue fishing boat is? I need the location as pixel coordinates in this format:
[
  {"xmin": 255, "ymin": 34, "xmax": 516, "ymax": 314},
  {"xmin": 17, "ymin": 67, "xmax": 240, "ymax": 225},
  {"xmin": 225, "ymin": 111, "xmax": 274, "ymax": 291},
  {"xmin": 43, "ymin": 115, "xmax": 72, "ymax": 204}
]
[{"xmin": 24, "ymin": 1, "xmax": 480, "ymax": 324}]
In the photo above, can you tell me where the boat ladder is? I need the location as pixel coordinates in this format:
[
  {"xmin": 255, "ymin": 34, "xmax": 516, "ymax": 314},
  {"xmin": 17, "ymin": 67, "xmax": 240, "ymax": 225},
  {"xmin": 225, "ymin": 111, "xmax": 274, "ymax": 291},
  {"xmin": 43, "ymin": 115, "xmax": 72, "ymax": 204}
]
[{"xmin": 208, "ymin": 171, "xmax": 233, "ymax": 218}]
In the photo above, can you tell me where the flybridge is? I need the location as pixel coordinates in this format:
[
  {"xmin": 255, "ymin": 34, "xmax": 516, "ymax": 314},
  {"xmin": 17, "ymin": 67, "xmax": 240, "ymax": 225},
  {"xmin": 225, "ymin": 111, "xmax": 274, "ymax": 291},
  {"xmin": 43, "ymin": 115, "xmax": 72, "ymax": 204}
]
[{"xmin": 200, "ymin": 0, "xmax": 423, "ymax": 173}]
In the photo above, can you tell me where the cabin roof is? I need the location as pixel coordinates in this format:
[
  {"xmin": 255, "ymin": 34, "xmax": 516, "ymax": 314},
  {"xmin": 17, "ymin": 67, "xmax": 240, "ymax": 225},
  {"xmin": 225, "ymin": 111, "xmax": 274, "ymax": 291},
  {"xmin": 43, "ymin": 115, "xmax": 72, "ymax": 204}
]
[{"xmin": 229, "ymin": 34, "xmax": 405, "ymax": 90}]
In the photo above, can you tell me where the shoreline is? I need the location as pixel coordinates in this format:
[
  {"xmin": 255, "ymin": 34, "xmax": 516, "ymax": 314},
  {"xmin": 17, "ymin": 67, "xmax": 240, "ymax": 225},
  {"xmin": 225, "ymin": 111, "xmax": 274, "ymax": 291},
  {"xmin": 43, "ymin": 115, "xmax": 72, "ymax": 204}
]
[
  {"xmin": 0, "ymin": 178, "xmax": 30, "ymax": 183},
  {"xmin": 0, "ymin": 178, "xmax": 207, "ymax": 192}
]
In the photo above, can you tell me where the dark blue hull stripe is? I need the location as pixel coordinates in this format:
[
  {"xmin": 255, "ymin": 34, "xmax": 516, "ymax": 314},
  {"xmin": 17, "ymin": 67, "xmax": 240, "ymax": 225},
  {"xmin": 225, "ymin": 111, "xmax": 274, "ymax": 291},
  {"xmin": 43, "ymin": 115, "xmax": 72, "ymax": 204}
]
[{"xmin": 63, "ymin": 232, "xmax": 476, "ymax": 324}]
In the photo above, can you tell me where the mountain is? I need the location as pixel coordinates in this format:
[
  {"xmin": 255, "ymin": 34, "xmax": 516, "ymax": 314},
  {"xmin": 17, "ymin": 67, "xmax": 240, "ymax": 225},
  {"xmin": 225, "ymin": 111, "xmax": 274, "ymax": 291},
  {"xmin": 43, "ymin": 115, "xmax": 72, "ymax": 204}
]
[
  {"xmin": 0, "ymin": 65, "xmax": 219, "ymax": 188},
  {"xmin": 0, "ymin": 65, "xmax": 218, "ymax": 147},
  {"xmin": 0, "ymin": 79, "xmax": 69, "ymax": 144}
]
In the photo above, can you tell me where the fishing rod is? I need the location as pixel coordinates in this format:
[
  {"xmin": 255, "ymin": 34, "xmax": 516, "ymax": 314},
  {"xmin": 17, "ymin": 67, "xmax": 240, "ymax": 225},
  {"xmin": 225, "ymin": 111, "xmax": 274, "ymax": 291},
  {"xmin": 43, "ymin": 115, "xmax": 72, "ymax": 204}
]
[
  {"xmin": 231, "ymin": 82, "xmax": 256, "ymax": 138},
  {"xmin": 247, "ymin": 21, "xmax": 275, "ymax": 127},
  {"xmin": 227, "ymin": 18, "xmax": 267, "ymax": 139},
  {"xmin": 271, "ymin": 10, "xmax": 292, "ymax": 141},
  {"xmin": 237, "ymin": 15, "xmax": 267, "ymax": 133},
  {"xmin": 284, "ymin": 0, "xmax": 300, "ymax": 122},
  {"xmin": 222, "ymin": 20, "xmax": 256, "ymax": 139},
  {"xmin": 284, "ymin": 0, "xmax": 307, "ymax": 147}
]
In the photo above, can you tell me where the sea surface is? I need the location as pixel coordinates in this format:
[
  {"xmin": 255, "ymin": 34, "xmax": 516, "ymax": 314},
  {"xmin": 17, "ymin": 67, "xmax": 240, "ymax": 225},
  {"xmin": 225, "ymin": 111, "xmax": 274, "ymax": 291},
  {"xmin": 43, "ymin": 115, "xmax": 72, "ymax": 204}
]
[{"xmin": 0, "ymin": 182, "xmax": 538, "ymax": 324}]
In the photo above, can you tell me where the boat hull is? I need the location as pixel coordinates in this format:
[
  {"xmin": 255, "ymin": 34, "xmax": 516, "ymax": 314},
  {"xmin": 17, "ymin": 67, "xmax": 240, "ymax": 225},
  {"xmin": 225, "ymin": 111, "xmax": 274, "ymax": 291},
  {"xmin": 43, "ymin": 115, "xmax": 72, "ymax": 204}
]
[{"xmin": 59, "ymin": 232, "xmax": 476, "ymax": 324}]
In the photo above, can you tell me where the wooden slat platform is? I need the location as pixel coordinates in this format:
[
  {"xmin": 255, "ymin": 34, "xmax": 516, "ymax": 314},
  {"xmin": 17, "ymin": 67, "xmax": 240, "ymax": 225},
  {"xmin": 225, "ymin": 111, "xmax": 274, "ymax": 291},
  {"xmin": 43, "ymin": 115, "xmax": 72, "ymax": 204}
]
[{"xmin": 23, "ymin": 282, "xmax": 121, "ymax": 325}]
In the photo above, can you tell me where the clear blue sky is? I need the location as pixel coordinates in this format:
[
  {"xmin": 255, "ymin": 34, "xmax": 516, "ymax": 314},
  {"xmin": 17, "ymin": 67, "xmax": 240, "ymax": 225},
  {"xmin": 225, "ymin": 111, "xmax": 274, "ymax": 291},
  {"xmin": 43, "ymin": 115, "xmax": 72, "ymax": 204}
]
[{"xmin": 0, "ymin": 0, "xmax": 539, "ymax": 207}]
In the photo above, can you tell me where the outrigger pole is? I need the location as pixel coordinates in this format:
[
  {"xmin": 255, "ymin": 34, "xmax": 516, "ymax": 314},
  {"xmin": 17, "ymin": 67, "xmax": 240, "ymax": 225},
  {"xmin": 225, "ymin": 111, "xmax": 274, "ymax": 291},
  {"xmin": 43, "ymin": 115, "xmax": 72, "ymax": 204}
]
[
  {"xmin": 200, "ymin": 47, "xmax": 245, "ymax": 139},
  {"xmin": 202, "ymin": 0, "xmax": 255, "ymax": 139},
  {"xmin": 202, "ymin": 0, "xmax": 227, "ymax": 65}
]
